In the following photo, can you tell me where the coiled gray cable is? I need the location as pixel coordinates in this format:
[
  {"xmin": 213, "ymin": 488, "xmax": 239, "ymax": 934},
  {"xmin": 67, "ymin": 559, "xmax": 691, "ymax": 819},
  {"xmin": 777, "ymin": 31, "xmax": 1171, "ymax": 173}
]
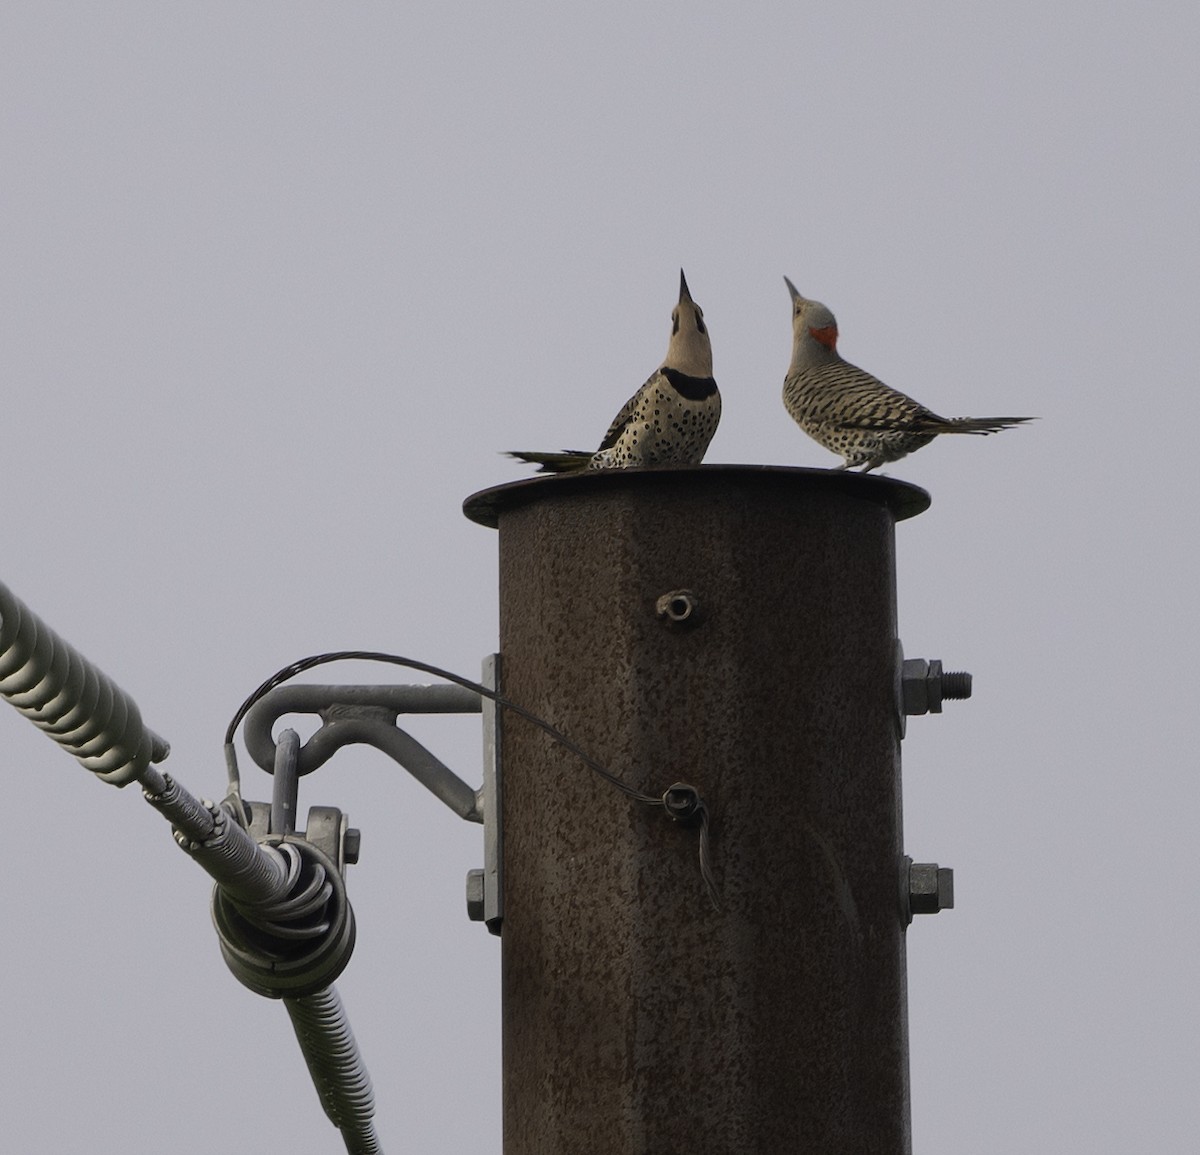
[{"xmin": 285, "ymin": 987, "xmax": 380, "ymax": 1154}]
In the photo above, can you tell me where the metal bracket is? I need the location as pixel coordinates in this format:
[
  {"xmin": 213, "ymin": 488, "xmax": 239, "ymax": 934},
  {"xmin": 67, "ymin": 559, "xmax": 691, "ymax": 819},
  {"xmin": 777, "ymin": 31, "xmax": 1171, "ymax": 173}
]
[
  {"xmin": 473, "ymin": 654, "xmax": 504, "ymax": 934},
  {"xmin": 243, "ymin": 682, "xmax": 484, "ymax": 820},
  {"xmin": 241, "ymin": 656, "xmax": 504, "ymax": 934},
  {"xmin": 243, "ymin": 800, "xmax": 359, "ymax": 872}
]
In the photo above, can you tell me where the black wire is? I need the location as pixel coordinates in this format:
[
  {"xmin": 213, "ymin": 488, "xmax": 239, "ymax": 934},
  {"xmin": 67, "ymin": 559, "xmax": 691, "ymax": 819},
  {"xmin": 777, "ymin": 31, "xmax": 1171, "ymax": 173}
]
[
  {"xmin": 696, "ymin": 804, "xmax": 721, "ymax": 913},
  {"xmin": 224, "ymin": 650, "xmax": 661, "ymax": 805},
  {"xmin": 224, "ymin": 650, "xmax": 721, "ymax": 910}
]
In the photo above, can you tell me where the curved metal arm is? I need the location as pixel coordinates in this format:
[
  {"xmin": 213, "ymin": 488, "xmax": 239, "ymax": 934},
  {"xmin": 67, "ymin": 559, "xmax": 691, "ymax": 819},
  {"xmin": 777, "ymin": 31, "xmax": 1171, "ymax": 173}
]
[
  {"xmin": 243, "ymin": 683, "xmax": 484, "ymax": 822},
  {"xmin": 243, "ymin": 683, "xmax": 481, "ymax": 774}
]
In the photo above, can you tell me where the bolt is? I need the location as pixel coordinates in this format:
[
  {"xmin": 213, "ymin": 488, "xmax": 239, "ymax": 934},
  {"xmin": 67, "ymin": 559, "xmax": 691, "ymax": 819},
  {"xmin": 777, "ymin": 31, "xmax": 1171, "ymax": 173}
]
[
  {"xmin": 908, "ymin": 861, "xmax": 954, "ymax": 917},
  {"xmin": 343, "ymin": 828, "xmax": 362, "ymax": 865},
  {"xmin": 466, "ymin": 868, "xmax": 485, "ymax": 921},
  {"xmin": 656, "ymin": 589, "xmax": 702, "ymax": 626},
  {"xmin": 902, "ymin": 658, "xmax": 972, "ymax": 716}
]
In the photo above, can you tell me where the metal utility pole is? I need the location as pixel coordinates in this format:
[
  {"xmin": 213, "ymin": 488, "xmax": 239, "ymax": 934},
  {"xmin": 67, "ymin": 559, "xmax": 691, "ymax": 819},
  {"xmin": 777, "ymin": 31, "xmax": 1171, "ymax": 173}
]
[{"xmin": 464, "ymin": 464, "xmax": 957, "ymax": 1155}]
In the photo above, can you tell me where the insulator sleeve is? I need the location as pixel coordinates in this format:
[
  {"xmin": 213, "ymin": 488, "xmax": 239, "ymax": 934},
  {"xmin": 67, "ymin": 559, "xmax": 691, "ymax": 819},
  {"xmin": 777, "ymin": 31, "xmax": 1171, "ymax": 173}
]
[
  {"xmin": 0, "ymin": 580, "xmax": 169, "ymax": 786},
  {"xmin": 284, "ymin": 987, "xmax": 379, "ymax": 1153}
]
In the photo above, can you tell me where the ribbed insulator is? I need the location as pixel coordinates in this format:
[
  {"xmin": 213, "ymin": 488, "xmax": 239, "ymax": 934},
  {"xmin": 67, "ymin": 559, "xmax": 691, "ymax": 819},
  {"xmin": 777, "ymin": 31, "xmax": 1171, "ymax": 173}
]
[{"xmin": 0, "ymin": 580, "xmax": 169, "ymax": 786}]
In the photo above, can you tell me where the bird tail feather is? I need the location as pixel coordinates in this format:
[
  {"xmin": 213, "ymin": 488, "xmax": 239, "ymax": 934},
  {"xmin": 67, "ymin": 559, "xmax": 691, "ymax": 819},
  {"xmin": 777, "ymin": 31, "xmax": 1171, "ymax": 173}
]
[
  {"xmin": 936, "ymin": 416, "xmax": 1035, "ymax": 435},
  {"xmin": 842, "ymin": 415, "xmax": 1035, "ymax": 436},
  {"xmin": 505, "ymin": 450, "xmax": 594, "ymax": 473}
]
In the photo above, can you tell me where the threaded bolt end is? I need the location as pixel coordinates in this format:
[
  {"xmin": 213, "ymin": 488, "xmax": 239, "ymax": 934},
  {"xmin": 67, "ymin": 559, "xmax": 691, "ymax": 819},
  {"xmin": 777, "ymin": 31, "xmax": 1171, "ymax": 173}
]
[{"xmin": 941, "ymin": 671, "xmax": 972, "ymax": 700}]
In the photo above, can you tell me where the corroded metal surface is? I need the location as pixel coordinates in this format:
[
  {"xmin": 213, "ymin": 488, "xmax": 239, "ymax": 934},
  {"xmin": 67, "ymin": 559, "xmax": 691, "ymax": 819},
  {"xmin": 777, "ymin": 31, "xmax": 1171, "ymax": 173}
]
[
  {"xmin": 467, "ymin": 466, "xmax": 926, "ymax": 1154},
  {"xmin": 463, "ymin": 462, "xmax": 930, "ymax": 529}
]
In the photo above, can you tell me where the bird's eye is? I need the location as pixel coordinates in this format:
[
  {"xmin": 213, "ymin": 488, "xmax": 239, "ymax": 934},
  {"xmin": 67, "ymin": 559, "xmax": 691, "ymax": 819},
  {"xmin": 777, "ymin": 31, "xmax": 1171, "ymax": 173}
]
[
  {"xmin": 672, "ymin": 312, "xmax": 680, "ymax": 335},
  {"xmin": 695, "ymin": 315, "xmax": 707, "ymax": 335}
]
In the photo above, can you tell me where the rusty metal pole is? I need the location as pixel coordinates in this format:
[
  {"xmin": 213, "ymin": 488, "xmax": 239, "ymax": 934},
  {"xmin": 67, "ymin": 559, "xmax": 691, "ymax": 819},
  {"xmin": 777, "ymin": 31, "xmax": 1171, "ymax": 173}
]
[{"xmin": 464, "ymin": 465, "xmax": 931, "ymax": 1155}]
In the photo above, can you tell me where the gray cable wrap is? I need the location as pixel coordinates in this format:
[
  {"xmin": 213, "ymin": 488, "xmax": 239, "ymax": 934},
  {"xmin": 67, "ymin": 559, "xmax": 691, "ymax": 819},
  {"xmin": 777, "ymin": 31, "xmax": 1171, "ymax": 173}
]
[
  {"xmin": 0, "ymin": 580, "xmax": 169, "ymax": 786},
  {"xmin": 172, "ymin": 801, "xmax": 293, "ymax": 902},
  {"xmin": 149, "ymin": 789, "xmax": 373, "ymax": 1149},
  {"xmin": 285, "ymin": 987, "xmax": 380, "ymax": 1154},
  {"xmin": 210, "ymin": 833, "xmax": 357, "ymax": 999},
  {"xmin": 141, "ymin": 772, "xmax": 218, "ymax": 842},
  {"xmin": 1, "ymin": 579, "xmax": 378, "ymax": 1151}
]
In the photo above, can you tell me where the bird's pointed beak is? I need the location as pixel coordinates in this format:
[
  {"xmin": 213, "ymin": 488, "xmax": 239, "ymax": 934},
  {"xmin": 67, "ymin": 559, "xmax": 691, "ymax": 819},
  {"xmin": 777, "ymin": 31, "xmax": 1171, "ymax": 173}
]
[
  {"xmin": 679, "ymin": 269, "xmax": 692, "ymax": 303},
  {"xmin": 784, "ymin": 276, "xmax": 802, "ymax": 302}
]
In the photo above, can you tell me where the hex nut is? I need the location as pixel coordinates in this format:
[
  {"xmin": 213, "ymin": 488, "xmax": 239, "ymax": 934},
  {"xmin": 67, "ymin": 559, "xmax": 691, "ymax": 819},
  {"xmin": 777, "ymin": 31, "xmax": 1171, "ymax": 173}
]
[
  {"xmin": 466, "ymin": 868, "xmax": 486, "ymax": 921},
  {"xmin": 909, "ymin": 862, "xmax": 954, "ymax": 915}
]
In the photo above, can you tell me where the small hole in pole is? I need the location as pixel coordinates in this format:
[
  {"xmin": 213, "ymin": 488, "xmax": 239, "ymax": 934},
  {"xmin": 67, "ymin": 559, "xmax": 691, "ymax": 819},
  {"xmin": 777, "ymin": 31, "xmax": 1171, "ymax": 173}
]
[{"xmin": 656, "ymin": 589, "xmax": 702, "ymax": 626}]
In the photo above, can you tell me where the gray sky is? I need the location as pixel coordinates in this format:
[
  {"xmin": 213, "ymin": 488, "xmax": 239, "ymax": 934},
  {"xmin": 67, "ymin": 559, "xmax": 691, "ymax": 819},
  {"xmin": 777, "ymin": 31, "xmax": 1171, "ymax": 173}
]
[{"xmin": 3, "ymin": 4, "xmax": 1197, "ymax": 1152}]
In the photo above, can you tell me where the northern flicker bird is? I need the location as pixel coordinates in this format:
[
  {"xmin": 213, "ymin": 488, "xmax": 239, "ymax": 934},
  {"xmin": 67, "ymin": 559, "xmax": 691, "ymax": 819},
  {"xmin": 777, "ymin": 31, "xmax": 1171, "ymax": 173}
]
[
  {"xmin": 782, "ymin": 277, "xmax": 1032, "ymax": 471},
  {"xmin": 508, "ymin": 270, "xmax": 720, "ymax": 472}
]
